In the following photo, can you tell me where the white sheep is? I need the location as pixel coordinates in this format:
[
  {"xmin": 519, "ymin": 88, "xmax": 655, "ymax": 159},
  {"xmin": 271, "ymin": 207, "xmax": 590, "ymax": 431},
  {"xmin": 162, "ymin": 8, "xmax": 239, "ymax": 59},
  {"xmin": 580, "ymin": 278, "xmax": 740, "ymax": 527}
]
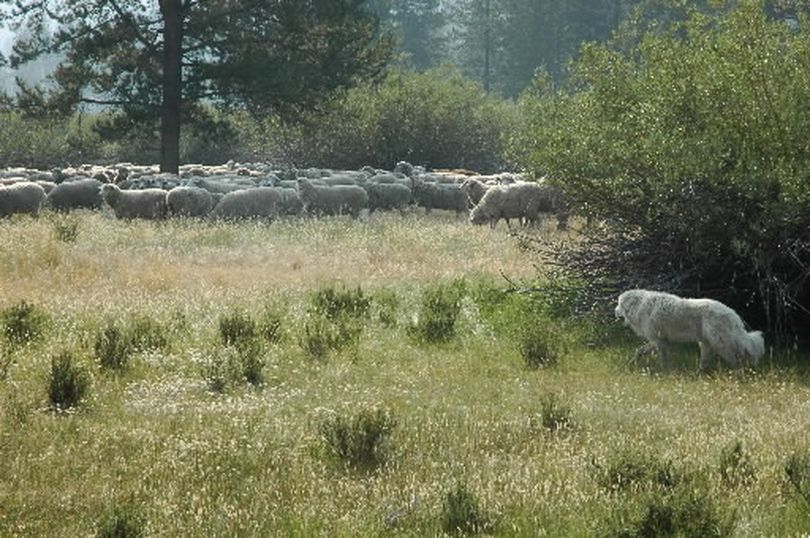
[
  {"xmin": 364, "ymin": 182, "xmax": 412, "ymax": 214},
  {"xmin": 470, "ymin": 182, "xmax": 563, "ymax": 228},
  {"xmin": 46, "ymin": 178, "xmax": 103, "ymax": 212},
  {"xmin": 0, "ymin": 182, "xmax": 46, "ymax": 217},
  {"xmin": 209, "ymin": 187, "xmax": 282, "ymax": 220},
  {"xmin": 100, "ymin": 184, "xmax": 168, "ymax": 220},
  {"xmin": 166, "ymin": 186, "xmax": 215, "ymax": 217},
  {"xmin": 297, "ymin": 179, "xmax": 367, "ymax": 219},
  {"xmin": 277, "ymin": 188, "xmax": 304, "ymax": 216}
]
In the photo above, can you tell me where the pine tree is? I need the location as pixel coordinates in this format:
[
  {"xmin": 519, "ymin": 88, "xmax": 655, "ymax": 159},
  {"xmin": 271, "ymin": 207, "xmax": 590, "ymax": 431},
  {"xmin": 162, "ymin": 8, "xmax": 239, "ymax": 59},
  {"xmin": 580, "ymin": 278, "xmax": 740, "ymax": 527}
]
[{"xmin": 0, "ymin": 0, "xmax": 393, "ymax": 172}]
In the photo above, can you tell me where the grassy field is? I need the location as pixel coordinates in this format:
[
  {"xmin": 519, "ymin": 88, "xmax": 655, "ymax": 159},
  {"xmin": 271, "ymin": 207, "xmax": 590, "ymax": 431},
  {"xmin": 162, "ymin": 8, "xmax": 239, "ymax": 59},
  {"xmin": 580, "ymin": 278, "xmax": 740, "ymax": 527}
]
[{"xmin": 0, "ymin": 211, "xmax": 809, "ymax": 537}]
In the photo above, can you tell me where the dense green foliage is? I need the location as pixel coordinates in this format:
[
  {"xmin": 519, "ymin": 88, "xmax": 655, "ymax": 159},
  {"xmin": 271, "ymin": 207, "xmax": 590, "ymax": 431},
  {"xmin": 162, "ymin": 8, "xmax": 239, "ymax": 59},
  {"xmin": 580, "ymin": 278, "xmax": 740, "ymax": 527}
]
[
  {"xmin": 520, "ymin": 0, "xmax": 810, "ymax": 342},
  {"xmin": 243, "ymin": 68, "xmax": 516, "ymax": 171}
]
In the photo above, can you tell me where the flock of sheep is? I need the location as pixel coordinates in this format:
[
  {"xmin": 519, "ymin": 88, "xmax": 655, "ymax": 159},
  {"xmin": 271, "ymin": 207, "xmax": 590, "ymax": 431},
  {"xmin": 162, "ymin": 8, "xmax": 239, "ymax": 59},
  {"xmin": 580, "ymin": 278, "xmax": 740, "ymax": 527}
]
[{"xmin": 0, "ymin": 160, "xmax": 568, "ymax": 227}]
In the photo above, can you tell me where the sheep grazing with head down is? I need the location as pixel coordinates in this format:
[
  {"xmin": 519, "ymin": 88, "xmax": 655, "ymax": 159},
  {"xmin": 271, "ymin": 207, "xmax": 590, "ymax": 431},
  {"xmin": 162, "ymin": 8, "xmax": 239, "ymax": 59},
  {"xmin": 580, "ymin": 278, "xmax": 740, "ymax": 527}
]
[
  {"xmin": 0, "ymin": 182, "xmax": 47, "ymax": 217},
  {"xmin": 46, "ymin": 178, "xmax": 104, "ymax": 212},
  {"xmin": 297, "ymin": 178, "xmax": 367, "ymax": 219},
  {"xmin": 470, "ymin": 182, "xmax": 564, "ymax": 228},
  {"xmin": 166, "ymin": 186, "xmax": 215, "ymax": 217},
  {"xmin": 209, "ymin": 187, "xmax": 282, "ymax": 220},
  {"xmin": 100, "ymin": 183, "xmax": 168, "ymax": 220},
  {"xmin": 459, "ymin": 177, "xmax": 489, "ymax": 207}
]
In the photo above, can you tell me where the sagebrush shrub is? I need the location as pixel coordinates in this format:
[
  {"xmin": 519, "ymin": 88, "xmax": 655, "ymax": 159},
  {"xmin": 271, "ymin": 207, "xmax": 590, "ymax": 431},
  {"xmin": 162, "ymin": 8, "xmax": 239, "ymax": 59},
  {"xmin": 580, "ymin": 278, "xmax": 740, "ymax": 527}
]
[
  {"xmin": 318, "ymin": 408, "xmax": 396, "ymax": 470},
  {"xmin": 520, "ymin": 328, "xmax": 558, "ymax": 369},
  {"xmin": 127, "ymin": 315, "xmax": 169, "ymax": 351},
  {"xmin": 597, "ymin": 486, "xmax": 736, "ymax": 538},
  {"xmin": 407, "ymin": 281, "xmax": 466, "ymax": 344},
  {"xmin": 440, "ymin": 482, "xmax": 492, "ymax": 535},
  {"xmin": 785, "ymin": 452, "xmax": 810, "ymax": 507},
  {"xmin": 201, "ymin": 346, "xmax": 242, "ymax": 393},
  {"xmin": 218, "ymin": 311, "xmax": 257, "ymax": 347},
  {"xmin": 257, "ymin": 306, "xmax": 284, "ymax": 344},
  {"xmin": 48, "ymin": 351, "xmax": 90, "ymax": 411},
  {"xmin": 97, "ymin": 504, "xmax": 146, "ymax": 538},
  {"xmin": 310, "ymin": 285, "xmax": 371, "ymax": 321},
  {"xmin": 94, "ymin": 323, "xmax": 133, "ymax": 370},
  {"xmin": 538, "ymin": 394, "xmax": 573, "ymax": 431},
  {"xmin": 719, "ymin": 440, "xmax": 756, "ymax": 487},
  {"xmin": 1, "ymin": 301, "xmax": 49, "ymax": 347},
  {"xmin": 374, "ymin": 289, "xmax": 400, "ymax": 328},
  {"xmin": 595, "ymin": 451, "xmax": 681, "ymax": 493}
]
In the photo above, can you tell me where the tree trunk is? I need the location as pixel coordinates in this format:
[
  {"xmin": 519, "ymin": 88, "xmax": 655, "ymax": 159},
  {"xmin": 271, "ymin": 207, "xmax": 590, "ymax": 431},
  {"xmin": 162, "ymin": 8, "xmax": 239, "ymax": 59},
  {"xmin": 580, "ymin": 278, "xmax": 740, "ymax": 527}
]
[{"xmin": 159, "ymin": 0, "xmax": 183, "ymax": 174}]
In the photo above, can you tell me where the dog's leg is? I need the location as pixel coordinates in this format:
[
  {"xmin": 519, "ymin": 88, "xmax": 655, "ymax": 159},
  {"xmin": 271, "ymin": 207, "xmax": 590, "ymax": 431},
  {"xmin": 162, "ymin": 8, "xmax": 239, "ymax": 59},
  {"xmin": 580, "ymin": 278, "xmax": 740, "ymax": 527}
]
[
  {"xmin": 630, "ymin": 342, "xmax": 655, "ymax": 366},
  {"xmin": 654, "ymin": 340, "xmax": 670, "ymax": 370},
  {"xmin": 698, "ymin": 341, "xmax": 713, "ymax": 372}
]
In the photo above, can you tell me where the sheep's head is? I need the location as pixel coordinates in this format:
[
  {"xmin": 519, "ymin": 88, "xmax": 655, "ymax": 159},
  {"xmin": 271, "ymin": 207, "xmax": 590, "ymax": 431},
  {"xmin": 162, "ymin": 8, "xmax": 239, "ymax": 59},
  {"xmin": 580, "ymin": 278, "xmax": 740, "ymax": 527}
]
[
  {"xmin": 100, "ymin": 183, "xmax": 120, "ymax": 206},
  {"xmin": 469, "ymin": 205, "xmax": 489, "ymax": 225},
  {"xmin": 615, "ymin": 290, "xmax": 643, "ymax": 324}
]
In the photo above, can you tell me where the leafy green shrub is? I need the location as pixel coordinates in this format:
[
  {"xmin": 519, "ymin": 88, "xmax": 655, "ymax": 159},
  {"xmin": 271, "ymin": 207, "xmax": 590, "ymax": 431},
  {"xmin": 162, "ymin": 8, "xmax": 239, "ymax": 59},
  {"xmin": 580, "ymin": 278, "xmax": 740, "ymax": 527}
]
[
  {"xmin": 310, "ymin": 285, "xmax": 371, "ymax": 321},
  {"xmin": 595, "ymin": 451, "xmax": 681, "ymax": 493},
  {"xmin": 97, "ymin": 504, "xmax": 146, "ymax": 538},
  {"xmin": 519, "ymin": 2, "xmax": 810, "ymax": 342},
  {"xmin": 1, "ymin": 301, "xmax": 49, "ymax": 347},
  {"xmin": 0, "ymin": 111, "xmax": 104, "ymax": 168},
  {"xmin": 218, "ymin": 311, "xmax": 257, "ymax": 347},
  {"xmin": 407, "ymin": 280, "xmax": 466, "ymax": 344},
  {"xmin": 237, "ymin": 338, "xmax": 265, "ymax": 387},
  {"xmin": 596, "ymin": 486, "xmax": 736, "ymax": 538},
  {"xmin": 244, "ymin": 68, "xmax": 517, "ymax": 172},
  {"xmin": 318, "ymin": 408, "xmax": 396, "ymax": 471},
  {"xmin": 718, "ymin": 440, "xmax": 756, "ymax": 487},
  {"xmin": 440, "ymin": 482, "xmax": 492, "ymax": 535},
  {"xmin": 94, "ymin": 323, "xmax": 133, "ymax": 370},
  {"xmin": 537, "ymin": 394, "xmax": 573, "ymax": 431},
  {"xmin": 48, "ymin": 351, "xmax": 90, "ymax": 411},
  {"xmin": 785, "ymin": 452, "xmax": 810, "ymax": 507}
]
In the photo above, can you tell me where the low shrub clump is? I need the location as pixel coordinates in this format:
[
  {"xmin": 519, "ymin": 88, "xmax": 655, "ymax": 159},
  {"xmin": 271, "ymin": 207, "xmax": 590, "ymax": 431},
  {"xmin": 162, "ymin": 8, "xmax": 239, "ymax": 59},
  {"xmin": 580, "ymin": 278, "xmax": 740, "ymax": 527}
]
[
  {"xmin": 202, "ymin": 342, "xmax": 266, "ymax": 392},
  {"xmin": 317, "ymin": 408, "xmax": 396, "ymax": 471},
  {"xmin": 784, "ymin": 451, "xmax": 810, "ymax": 508},
  {"xmin": 1, "ymin": 300, "xmax": 49, "ymax": 347},
  {"xmin": 407, "ymin": 280, "xmax": 466, "ymax": 344},
  {"xmin": 218, "ymin": 310, "xmax": 257, "ymax": 347},
  {"xmin": 97, "ymin": 504, "xmax": 146, "ymax": 538},
  {"xmin": 48, "ymin": 350, "xmax": 90, "ymax": 411},
  {"xmin": 718, "ymin": 439, "xmax": 757, "ymax": 488},
  {"xmin": 94, "ymin": 323, "xmax": 133, "ymax": 370},
  {"xmin": 536, "ymin": 394, "xmax": 574, "ymax": 432},
  {"xmin": 594, "ymin": 451, "xmax": 681, "ymax": 493},
  {"xmin": 440, "ymin": 482, "xmax": 493, "ymax": 535}
]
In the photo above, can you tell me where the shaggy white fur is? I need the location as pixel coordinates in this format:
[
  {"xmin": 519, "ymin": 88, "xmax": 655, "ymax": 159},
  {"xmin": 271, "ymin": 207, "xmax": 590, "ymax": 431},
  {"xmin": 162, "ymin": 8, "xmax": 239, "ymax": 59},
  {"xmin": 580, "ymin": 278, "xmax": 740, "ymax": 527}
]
[{"xmin": 615, "ymin": 289, "xmax": 765, "ymax": 370}]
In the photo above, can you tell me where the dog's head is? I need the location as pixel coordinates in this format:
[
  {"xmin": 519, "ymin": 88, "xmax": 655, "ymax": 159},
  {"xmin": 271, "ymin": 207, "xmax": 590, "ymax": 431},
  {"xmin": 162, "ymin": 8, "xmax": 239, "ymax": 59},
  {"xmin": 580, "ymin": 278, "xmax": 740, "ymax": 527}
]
[{"xmin": 615, "ymin": 290, "xmax": 643, "ymax": 324}]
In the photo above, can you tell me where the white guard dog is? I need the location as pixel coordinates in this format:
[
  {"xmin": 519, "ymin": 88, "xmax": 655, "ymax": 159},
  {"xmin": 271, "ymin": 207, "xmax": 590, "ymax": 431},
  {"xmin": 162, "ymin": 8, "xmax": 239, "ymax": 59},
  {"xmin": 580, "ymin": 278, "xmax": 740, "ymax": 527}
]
[{"xmin": 615, "ymin": 289, "xmax": 765, "ymax": 370}]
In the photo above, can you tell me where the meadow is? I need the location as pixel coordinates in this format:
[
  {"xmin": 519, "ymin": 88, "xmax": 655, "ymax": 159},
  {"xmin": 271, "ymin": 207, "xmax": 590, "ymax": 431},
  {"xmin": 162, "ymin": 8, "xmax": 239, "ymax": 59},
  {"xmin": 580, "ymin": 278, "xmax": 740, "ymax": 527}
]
[{"xmin": 0, "ymin": 210, "xmax": 809, "ymax": 537}]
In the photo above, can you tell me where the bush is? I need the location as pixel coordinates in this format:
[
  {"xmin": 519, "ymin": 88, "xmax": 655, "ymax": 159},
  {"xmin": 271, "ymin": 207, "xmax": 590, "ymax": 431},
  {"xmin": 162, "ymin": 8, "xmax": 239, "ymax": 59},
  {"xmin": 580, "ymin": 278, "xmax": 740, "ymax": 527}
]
[
  {"xmin": 718, "ymin": 439, "xmax": 756, "ymax": 487},
  {"xmin": 318, "ymin": 408, "xmax": 396, "ymax": 471},
  {"xmin": 537, "ymin": 394, "xmax": 573, "ymax": 431},
  {"xmin": 242, "ymin": 68, "xmax": 517, "ymax": 172},
  {"xmin": 127, "ymin": 315, "xmax": 170, "ymax": 351},
  {"xmin": 1, "ymin": 301, "xmax": 49, "ymax": 347},
  {"xmin": 310, "ymin": 285, "xmax": 371, "ymax": 321},
  {"xmin": 407, "ymin": 280, "xmax": 466, "ymax": 344},
  {"xmin": 97, "ymin": 504, "xmax": 146, "ymax": 538},
  {"xmin": 520, "ymin": 2, "xmax": 810, "ymax": 343},
  {"xmin": 48, "ymin": 351, "xmax": 90, "ymax": 411},
  {"xmin": 594, "ymin": 451, "xmax": 681, "ymax": 493},
  {"xmin": 202, "ymin": 342, "xmax": 266, "ymax": 392},
  {"xmin": 784, "ymin": 452, "xmax": 810, "ymax": 507},
  {"xmin": 520, "ymin": 328, "xmax": 559, "ymax": 369},
  {"xmin": 94, "ymin": 323, "xmax": 133, "ymax": 370},
  {"xmin": 597, "ymin": 486, "xmax": 736, "ymax": 538},
  {"xmin": 440, "ymin": 482, "xmax": 492, "ymax": 535},
  {"xmin": 218, "ymin": 311, "xmax": 257, "ymax": 347},
  {"xmin": 374, "ymin": 289, "xmax": 400, "ymax": 328},
  {"xmin": 257, "ymin": 305, "xmax": 284, "ymax": 345}
]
